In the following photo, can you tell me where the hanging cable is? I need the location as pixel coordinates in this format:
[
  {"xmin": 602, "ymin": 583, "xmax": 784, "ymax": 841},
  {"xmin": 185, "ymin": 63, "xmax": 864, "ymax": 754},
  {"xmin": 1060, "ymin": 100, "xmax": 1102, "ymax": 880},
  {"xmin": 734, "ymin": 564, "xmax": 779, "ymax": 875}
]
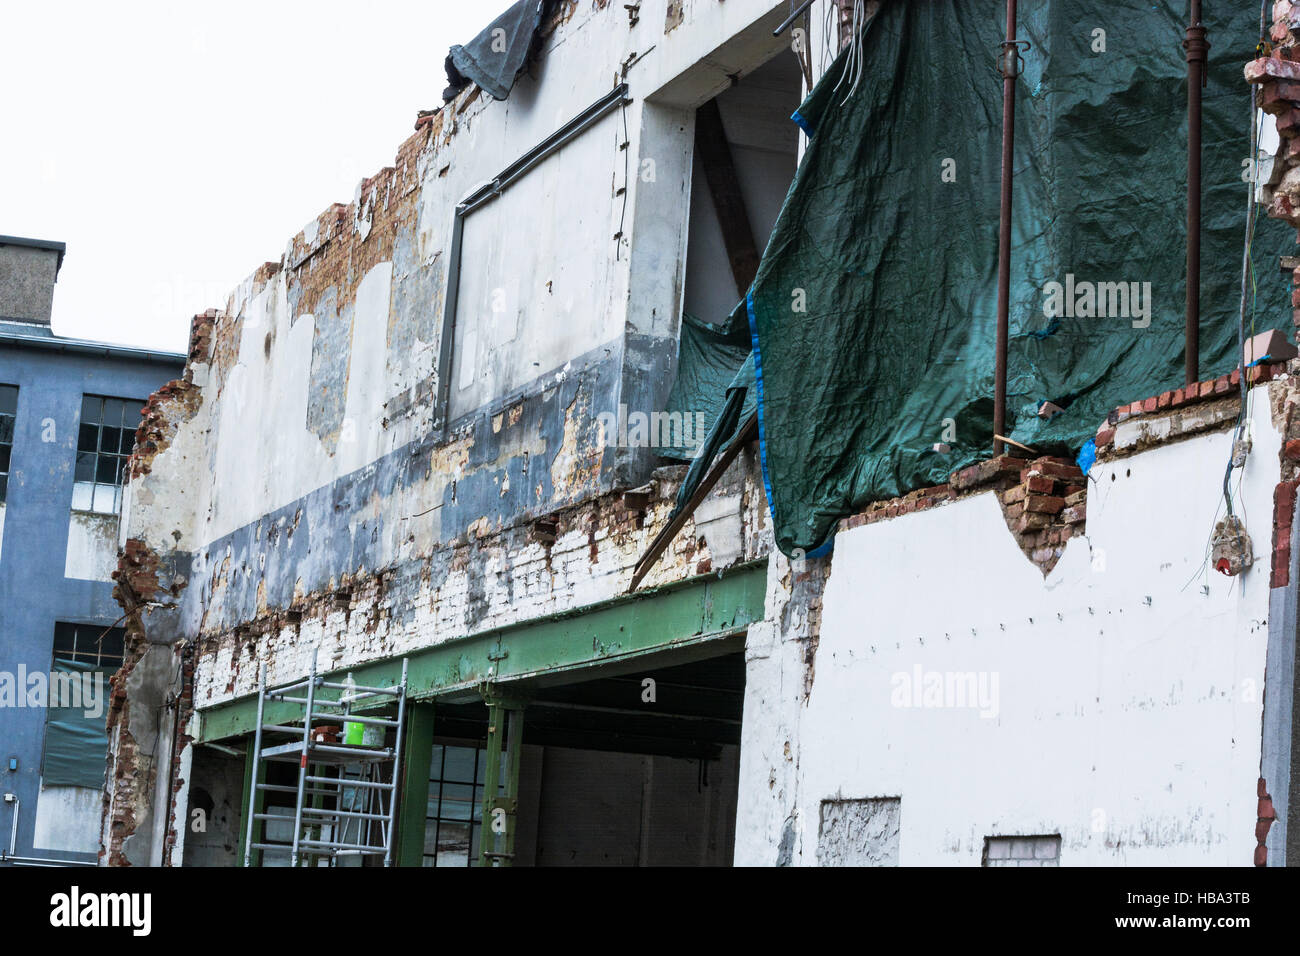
[
  {"xmin": 831, "ymin": 0, "xmax": 866, "ymax": 105},
  {"xmin": 1222, "ymin": 2, "xmax": 1270, "ymax": 520},
  {"xmin": 822, "ymin": 0, "xmax": 836, "ymax": 77}
]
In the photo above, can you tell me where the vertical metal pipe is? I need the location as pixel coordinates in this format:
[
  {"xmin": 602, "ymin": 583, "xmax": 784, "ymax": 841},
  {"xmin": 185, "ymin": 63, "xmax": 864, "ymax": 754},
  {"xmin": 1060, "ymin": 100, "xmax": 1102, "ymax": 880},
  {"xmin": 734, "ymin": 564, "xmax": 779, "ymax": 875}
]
[
  {"xmin": 6, "ymin": 796, "xmax": 19, "ymax": 857},
  {"xmin": 993, "ymin": 0, "xmax": 1019, "ymax": 457},
  {"xmin": 382, "ymin": 658, "xmax": 408, "ymax": 867},
  {"xmin": 1185, "ymin": 1, "xmax": 1209, "ymax": 385},
  {"xmin": 290, "ymin": 649, "xmax": 317, "ymax": 868},
  {"xmin": 242, "ymin": 662, "xmax": 266, "ymax": 867}
]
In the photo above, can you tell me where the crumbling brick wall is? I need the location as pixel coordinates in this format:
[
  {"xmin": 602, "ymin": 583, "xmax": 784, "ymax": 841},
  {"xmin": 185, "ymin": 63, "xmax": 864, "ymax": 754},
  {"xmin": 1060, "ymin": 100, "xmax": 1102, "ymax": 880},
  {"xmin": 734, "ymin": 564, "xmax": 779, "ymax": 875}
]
[
  {"xmin": 840, "ymin": 454, "xmax": 1087, "ymax": 576},
  {"xmin": 100, "ymin": 314, "xmax": 213, "ymax": 865},
  {"xmin": 102, "ymin": 531, "xmax": 192, "ymax": 866}
]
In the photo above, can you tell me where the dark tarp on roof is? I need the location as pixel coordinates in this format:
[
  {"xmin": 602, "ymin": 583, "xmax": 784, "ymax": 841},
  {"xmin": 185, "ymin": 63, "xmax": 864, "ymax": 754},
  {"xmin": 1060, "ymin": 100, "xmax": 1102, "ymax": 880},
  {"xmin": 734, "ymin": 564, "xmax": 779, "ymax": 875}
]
[
  {"xmin": 444, "ymin": 0, "xmax": 551, "ymax": 102},
  {"xmin": 736, "ymin": 0, "xmax": 1289, "ymax": 557}
]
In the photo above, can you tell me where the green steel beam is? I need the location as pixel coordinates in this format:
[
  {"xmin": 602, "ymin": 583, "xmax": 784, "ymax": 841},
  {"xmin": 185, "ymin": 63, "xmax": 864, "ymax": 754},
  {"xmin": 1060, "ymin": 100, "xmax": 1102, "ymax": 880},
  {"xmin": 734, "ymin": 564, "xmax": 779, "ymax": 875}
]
[{"xmin": 198, "ymin": 561, "xmax": 766, "ymax": 744}]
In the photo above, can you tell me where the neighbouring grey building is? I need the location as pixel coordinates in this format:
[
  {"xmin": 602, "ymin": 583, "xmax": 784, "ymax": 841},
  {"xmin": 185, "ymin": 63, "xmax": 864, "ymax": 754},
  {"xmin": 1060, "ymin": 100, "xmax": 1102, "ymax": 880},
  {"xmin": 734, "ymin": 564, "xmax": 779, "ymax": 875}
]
[{"xmin": 0, "ymin": 235, "xmax": 183, "ymax": 866}]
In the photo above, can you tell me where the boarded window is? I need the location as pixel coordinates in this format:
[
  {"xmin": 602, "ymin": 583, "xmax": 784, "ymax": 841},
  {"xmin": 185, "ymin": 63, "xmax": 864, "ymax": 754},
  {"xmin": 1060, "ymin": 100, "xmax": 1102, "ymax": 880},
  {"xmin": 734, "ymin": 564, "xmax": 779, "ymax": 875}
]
[
  {"xmin": 41, "ymin": 623, "xmax": 125, "ymax": 788},
  {"xmin": 816, "ymin": 796, "xmax": 901, "ymax": 866},
  {"xmin": 983, "ymin": 834, "xmax": 1061, "ymax": 867}
]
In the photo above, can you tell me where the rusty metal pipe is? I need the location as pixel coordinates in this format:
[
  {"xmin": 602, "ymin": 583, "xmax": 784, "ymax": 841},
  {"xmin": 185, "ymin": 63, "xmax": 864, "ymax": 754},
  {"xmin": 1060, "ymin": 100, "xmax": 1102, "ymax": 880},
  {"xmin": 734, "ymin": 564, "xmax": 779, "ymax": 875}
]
[
  {"xmin": 993, "ymin": 0, "xmax": 1018, "ymax": 457},
  {"xmin": 1185, "ymin": 0, "xmax": 1208, "ymax": 385}
]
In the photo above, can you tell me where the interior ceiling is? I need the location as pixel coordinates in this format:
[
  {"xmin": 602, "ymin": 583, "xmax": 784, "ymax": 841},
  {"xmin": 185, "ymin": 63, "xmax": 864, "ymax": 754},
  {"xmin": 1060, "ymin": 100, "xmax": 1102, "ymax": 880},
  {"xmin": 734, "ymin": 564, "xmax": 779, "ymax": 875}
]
[{"xmin": 434, "ymin": 650, "xmax": 746, "ymax": 759}]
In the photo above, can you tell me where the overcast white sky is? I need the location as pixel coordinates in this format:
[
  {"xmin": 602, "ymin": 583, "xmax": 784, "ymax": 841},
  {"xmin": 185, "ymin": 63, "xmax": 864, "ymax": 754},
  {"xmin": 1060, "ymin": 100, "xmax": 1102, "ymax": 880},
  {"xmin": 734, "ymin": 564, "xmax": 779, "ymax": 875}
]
[{"xmin": 2, "ymin": 0, "xmax": 504, "ymax": 353}]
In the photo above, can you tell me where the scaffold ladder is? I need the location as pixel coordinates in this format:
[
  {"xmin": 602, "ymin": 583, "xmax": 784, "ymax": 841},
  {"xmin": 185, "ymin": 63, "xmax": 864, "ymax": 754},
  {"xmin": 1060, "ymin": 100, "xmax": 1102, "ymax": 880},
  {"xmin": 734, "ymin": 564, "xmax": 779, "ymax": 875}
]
[{"xmin": 242, "ymin": 650, "xmax": 408, "ymax": 867}]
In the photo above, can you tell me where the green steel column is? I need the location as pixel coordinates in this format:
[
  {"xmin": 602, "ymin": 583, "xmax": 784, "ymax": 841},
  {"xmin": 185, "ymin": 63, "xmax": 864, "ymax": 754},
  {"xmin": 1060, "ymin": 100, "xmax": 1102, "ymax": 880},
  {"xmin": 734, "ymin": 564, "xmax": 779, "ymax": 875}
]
[
  {"xmin": 237, "ymin": 741, "xmax": 266, "ymax": 867},
  {"xmin": 395, "ymin": 703, "xmax": 435, "ymax": 867},
  {"xmin": 478, "ymin": 685, "xmax": 525, "ymax": 867},
  {"xmin": 501, "ymin": 706, "xmax": 524, "ymax": 865}
]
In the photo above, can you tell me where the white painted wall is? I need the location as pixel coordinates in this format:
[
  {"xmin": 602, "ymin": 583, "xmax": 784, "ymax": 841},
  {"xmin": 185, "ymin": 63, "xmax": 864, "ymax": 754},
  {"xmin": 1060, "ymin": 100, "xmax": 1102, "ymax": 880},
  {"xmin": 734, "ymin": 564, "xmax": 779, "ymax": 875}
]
[
  {"xmin": 737, "ymin": 389, "xmax": 1282, "ymax": 866},
  {"xmin": 449, "ymin": 108, "xmax": 624, "ymax": 419}
]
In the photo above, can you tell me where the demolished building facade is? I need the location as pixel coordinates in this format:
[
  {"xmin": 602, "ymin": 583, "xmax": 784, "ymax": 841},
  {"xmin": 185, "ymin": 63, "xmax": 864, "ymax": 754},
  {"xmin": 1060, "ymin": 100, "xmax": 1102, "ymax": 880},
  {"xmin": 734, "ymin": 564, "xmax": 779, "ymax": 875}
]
[{"xmin": 100, "ymin": 0, "xmax": 1300, "ymax": 866}]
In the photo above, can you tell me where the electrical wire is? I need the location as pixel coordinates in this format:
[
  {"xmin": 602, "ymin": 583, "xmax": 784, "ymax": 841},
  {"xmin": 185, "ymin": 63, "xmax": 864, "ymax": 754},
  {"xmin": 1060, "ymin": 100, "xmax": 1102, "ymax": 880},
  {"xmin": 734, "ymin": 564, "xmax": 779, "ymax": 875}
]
[
  {"xmin": 615, "ymin": 93, "xmax": 629, "ymax": 262},
  {"xmin": 1221, "ymin": 15, "xmax": 1268, "ymax": 522},
  {"xmin": 821, "ymin": 0, "xmax": 836, "ymax": 77},
  {"xmin": 831, "ymin": 0, "xmax": 866, "ymax": 105}
]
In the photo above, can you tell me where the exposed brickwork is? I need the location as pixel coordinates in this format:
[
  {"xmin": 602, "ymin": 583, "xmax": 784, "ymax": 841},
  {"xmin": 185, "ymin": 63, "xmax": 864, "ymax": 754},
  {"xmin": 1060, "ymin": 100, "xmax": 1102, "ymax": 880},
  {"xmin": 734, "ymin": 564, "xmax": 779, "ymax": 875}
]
[
  {"xmin": 1094, "ymin": 363, "xmax": 1288, "ymax": 454},
  {"xmin": 185, "ymin": 308, "xmax": 217, "ymax": 375},
  {"xmin": 838, "ymin": 454, "xmax": 1086, "ymax": 575},
  {"xmin": 160, "ymin": 642, "xmax": 195, "ymax": 866},
  {"xmin": 1256, "ymin": 777, "xmax": 1276, "ymax": 866},
  {"xmin": 835, "ymin": 364, "xmax": 1300, "ymax": 576},
  {"xmin": 1269, "ymin": 378, "xmax": 1300, "ymax": 588},
  {"xmin": 101, "ymin": 631, "xmax": 147, "ymax": 867},
  {"xmin": 1250, "ymin": 3, "xmax": 1300, "ymax": 343},
  {"xmin": 1250, "ymin": 3, "xmax": 1300, "ymax": 242},
  {"xmin": 104, "ymin": 529, "xmax": 193, "ymax": 866},
  {"xmin": 1272, "ymin": 479, "xmax": 1298, "ymax": 588},
  {"xmin": 128, "ymin": 379, "xmax": 201, "ymax": 480},
  {"xmin": 113, "ymin": 538, "xmax": 170, "ymax": 604},
  {"xmin": 274, "ymin": 125, "xmax": 432, "ymax": 325}
]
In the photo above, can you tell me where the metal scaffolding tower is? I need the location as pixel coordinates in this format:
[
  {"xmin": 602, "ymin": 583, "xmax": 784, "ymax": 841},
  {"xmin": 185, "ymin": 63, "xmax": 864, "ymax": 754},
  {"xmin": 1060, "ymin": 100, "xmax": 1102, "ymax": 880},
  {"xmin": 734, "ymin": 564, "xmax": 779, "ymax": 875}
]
[{"xmin": 242, "ymin": 650, "xmax": 408, "ymax": 867}]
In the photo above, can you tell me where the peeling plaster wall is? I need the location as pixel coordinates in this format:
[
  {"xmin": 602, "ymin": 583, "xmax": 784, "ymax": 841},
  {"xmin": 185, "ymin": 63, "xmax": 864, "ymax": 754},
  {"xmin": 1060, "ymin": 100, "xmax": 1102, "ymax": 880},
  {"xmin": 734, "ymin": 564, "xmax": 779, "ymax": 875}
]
[
  {"xmin": 129, "ymin": 0, "xmax": 795, "ymax": 614},
  {"xmin": 192, "ymin": 453, "xmax": 768, "ymax": 709},
  {"xmin": 64, "ymin": 512, "xmax": 118, "ymax": 582},
  {"xmin": 736, "ymin": 385, "xmax": 1286, "ymax": 866}
]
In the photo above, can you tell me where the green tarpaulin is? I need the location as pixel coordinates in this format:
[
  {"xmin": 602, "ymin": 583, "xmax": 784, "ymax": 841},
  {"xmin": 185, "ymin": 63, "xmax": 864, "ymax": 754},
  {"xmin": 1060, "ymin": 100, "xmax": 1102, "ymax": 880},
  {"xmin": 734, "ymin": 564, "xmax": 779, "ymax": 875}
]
[
  {"xmin": 42, "ymin": 659, "xmax": 111, "ymax": 789},
  {"xmin": 663, "ymin": 302, "xmax": 756, "ymax": 464},
  {"xmin": 735, "ymin": 0, "xmax": 1289, "ymax": 557}
]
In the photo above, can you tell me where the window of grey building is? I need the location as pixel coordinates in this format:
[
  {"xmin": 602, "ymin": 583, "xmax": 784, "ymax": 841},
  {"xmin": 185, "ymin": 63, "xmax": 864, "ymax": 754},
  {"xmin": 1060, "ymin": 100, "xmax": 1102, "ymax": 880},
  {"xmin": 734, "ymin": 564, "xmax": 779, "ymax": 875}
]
[
  {"xmin": 0, "ymin": 384, "xmax": 16, "ymax": 502},
  {"xmin": 52, "ymin": 621, "xmax": 126, "ymax": 667},
  {"xmin": 73, "ymin": 394, "xmax": 142, "ymax": 514},
  {"xmin": 983, "ymin": 834, "xmax": 1061, "ymax": 867}
]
